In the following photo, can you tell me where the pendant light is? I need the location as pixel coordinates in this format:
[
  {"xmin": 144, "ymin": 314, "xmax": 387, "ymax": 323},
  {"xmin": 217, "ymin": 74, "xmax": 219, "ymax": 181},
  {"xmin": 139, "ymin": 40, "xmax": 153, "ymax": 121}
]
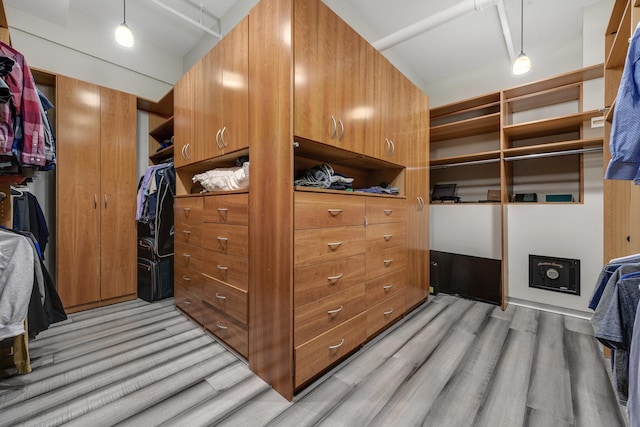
[
  {"xmin": 512, "ymin": 0, "xmax": 530, "ymax": 75},
  {"xmin": 115, "ymin": 0, "xmax": 134, "ymax": 48}
]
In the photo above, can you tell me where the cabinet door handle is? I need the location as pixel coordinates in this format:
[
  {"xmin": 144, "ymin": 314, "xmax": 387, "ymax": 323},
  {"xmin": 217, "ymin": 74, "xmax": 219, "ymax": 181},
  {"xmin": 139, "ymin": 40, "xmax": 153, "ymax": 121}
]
[
  {"xmin": 329, "ymin": 338, "xmax": 345, "ymax": 350},
  {"xmin": 389, "ymin": 139, "xmax": 396, "ymax": 155},
  {"xmin": 183, "ymin": 253, "xmax": 191, "ymax": 259},
  {"xmin": 183, "ymin": 299, "xmax": 191, "ymax": 305},
  {"xmin": 327, "ymin": 241, "xmax": 343, "ymax": 250},
  {"xmin": 383, "ymin": 234, "xmax": 393, "ymax": 241},
  {"xmin": 221, "ymin": 126, "xmax": 229, "ymax": 147},
  {"xmin": 216, "ymin": 321, "xmax": 228, "ymax": 330},
  {"xmin": 217, "ymin": 208, "xmax": 228, "ymax": 213},
  {"xmin": 329, "ymin": 115, "xmax": 337, "ymax": 139},
  {"xmin": 338, "ymin": 119, "xmax": 344, "ymax": 141},
  {"xmin": 384, "ymin": 308, "xmax": 394, "ymax": 316},
  {"xmin": 327, "ymin": 305, "xmax": 344, "ymax": 315},
  {"xmin": 104, "ymin": 194, "xmax": 108, "ymax": 209},
  {"xmin": 383, "ymin": 209, "xmax": 393, "ymax": 215},
  {"xmin": 385, "ymin": 138, "xmax": 391, "ymax": 154},
  {"xmin": 94, "ymin": 194, "xmax": 97, "ymax": 209},
  {"xmin": 217, "ymin": 265, "xmax": 228, "ymax": 271},
  {"xmin": 215, "ymin": 292, "xmax": 227, "ymax": 300},
  {"xmin": 185, "ymin": 143, "xmax": 191, "ymax": 160},
  {"xmin": 327, "ymin": 209, "xmax": 343, "ymax": 216},
  {"xmin": 327, "ymin": 273, "xmax": 344, "ymax": 283},
  {"xmin": 384, "ymin": 259, "xmax": 393, "ymax": 266},
  {"xmin": 383, "ymin": 284, "xmax": 393, "ymax": 291},
  {"xmin": 215, "ymin": 128, "xmax": 222, "ymax": 149},
  {"xmin": 182, "ymin": 276, "xmax": 191, "ymax": 282},
  {"xmin": 181, "ymin": 145, "xmax": 187, "ymax": 159}
]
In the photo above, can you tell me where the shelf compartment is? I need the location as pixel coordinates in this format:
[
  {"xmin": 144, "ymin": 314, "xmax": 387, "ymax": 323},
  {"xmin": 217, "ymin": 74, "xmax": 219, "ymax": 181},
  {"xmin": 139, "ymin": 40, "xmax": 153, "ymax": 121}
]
[
  {"xmin": 430, "ymin": 92, "xmax": 501, "ymax": 120},
  {"xmin": 502, "ymin": 110, "xmax": 602, "ymax": 141},
  {"xmin": 608, "ymin": 0, "xmax": 629, "ymax": 35},
  {"xmin": 149, "ymin": 145, "xmax": 174, "ymax": 163},
  {"xmin": 138, "ymin": 89, "xmax": 174, "ymax": 117},
  {"xmin": 502, "ymin": 137, "xmax": 603, "ymax": 159},
  {"xmin": 149, "ymin": 116, "xmax": 174, "ymax": 142},
  {"xmin": 430, "ymin": 150, "xmax": 501, "ymax": 167},
  {"xmin": 502, "ymin": 64, "xmax": 603, "ymax": 99},
  {"xmin": 605, "ymin": 1, "xmax": 631, "ymax": 69},
  {"xmin": 506, "ymin": 83, "xmax": 581, "ymax": 113},
  {"xmin": 605, "ymin": 99, "xmax": 616, "ymax": 123},
  {"xmin": 430, "ymin": 101, "xmax": 500, "ymax": 127},
  {"xmin": 430, "ymin": 113, "xmax": 500, "ymax": 142}
]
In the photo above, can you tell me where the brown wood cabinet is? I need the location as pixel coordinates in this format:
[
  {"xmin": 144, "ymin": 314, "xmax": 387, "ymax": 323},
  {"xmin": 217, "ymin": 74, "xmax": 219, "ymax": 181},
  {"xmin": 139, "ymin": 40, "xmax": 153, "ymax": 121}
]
[
  {"xmin": 56, "ymin": 75, "xmax": 137, "ymax": 312},
  {"xmin": 174, "ymin": 60, "xmax": 204, "ymax": 168}
]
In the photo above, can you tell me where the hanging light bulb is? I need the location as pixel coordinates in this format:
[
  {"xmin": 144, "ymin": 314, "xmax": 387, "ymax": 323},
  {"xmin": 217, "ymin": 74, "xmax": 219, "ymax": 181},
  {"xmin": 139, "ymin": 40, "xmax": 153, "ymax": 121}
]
[
  {"xmin": 115, "ymin": 0, "xmax": 134, "ymax": 48},
  {"xmin": 512, "ymin": 0, "xmax": 530, "ymax": 75}
]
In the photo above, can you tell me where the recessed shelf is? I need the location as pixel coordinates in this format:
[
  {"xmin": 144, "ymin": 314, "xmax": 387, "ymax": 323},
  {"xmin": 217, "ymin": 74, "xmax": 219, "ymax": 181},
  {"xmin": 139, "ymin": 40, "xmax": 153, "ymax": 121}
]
[
  {"xmin": 149, "ymin": 145, "xmax": 174, "ymax": 163},
  {"xmin": 430, "ymin": 150, "xmax": 501, "ymax": 167},
  {"xmin": 430, "ymin": 113, "xmax": 501, "ymax": 142},
  {"xmin": 149, "ymin": 116, "xmax": 174, "ymax": 142},
  {"xmin": 503, "ymin": 110, "xmax": 602, "ymax": 141}
]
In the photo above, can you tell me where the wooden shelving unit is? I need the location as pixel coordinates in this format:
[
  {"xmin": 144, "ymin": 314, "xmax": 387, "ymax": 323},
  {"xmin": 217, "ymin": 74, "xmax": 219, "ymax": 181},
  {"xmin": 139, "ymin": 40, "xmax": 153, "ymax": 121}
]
[
  {"xmin": 503, "ymin": 110, "xmax": 602, "ymax": 141},
  {"xmin": 138, "ymin": 89, "xmax": 174, "ymax": 165}
]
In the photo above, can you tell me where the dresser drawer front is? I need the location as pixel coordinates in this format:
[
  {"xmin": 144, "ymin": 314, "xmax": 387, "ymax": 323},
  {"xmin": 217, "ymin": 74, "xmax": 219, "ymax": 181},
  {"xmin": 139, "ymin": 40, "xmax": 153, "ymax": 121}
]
[
  {"xmin": 294, "ymin": 312, "xmax": 366, "ymax": 388},
  {"xmin": 202, "ymin": 224, "xmax": 248, "ymax": 257},
  {"xmin": 175, "ymin": 241, "xmax": 203, "ymax": 273},
  {"xmin": 175, "ymin": 197, "xmax": 203, "ymax": 224},
  {"xmin": 174, "ymin": 283, "xmax": 206, "ymax": 325},
  {"xmin": 294, "ymin": 284, "xmax": 365, "ymax": 347},
  {"xmin": 197, "ymin": 274, "xmax": 248, "ymax": 324},
  {"xmin": 294, "ymin": 226, "xmax": 365, "ymax": 267},
  {"xmin": 366, "ymin": 289, "xmax": 406, "ymax": 337},
  {"xmin": 203, "ymin": 193, "xmax": 249, "ymax": 225},
  {"xmin": 365, "ymin": 198, "xmax": 406, "ymax": 224},
  {"xmin": 201, "ymin": 251, "xmax": 248, "ymax": 292},
  {"xmin": 202, "ymin": 305, "xmax": 248, "ymax": 359},
  {"xmin": 175, "ymin": 220, "xmax": 203, "ymax": 246},
  {"xmin": 295, "ymin": 192, "xmax": 365, "ymax": 230},
  {"xmin": 366, "ymin": 247, "xmax": 407, "ymax": 280},
  {"xmin": 294, "ymin": 254, "xmax": 366, "ymax": 308},
  {"xmin": 174, "ymin": 264, "xmax": 202, "ymax": 290},
  {"xmin": 365, "ymin": 222, "xmax": 407, "ymax": 252},
  {"xmin": 365, "ymin": 270, "xmax": 406, "ymax": 307}
]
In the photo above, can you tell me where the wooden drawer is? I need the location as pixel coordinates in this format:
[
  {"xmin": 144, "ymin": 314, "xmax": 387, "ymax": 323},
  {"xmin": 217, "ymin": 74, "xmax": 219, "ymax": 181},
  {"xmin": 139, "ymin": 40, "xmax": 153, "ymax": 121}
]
[
  {"xmin": 294, "ymin": 254, "xmax": 365, "ymax": 307},
  {"xmin": 366, "ymin": 289, "xmax": 406, "ymax": 337},
  {"xmin": 174, "ymin": 264, "xmax": 202, "ymax": 291},
  {"xmin": 175, "ymin": 241, "xmax": 203, "ymax": 273},
  {"xmin": 365, "ymin": 270, "xmax": 406, "ymax": 307},
  {"xmin": 295, "ymin": 192, "xmax": 365, "ymax": 230},
  {"xmin": 201, "ymin": 250, "xmax": 248, "ymax": 292},
  {"xmin": 202, "ymin": 304, "xmax": 248, "ymax": 359},
  {"xmin": 174, "ymin": 220, "xmax": 202, "ymax": 246},
  {"xmin": 175, "ymin": 197, "xmax": 203, "ymax": 224},
  {"xmin": 365, "ymin": 222, "xmax": 407, "ymax": 252},
  {"xmin": 294, "ymin": 312, "xmax": 366, "ymax": 388},
  {"xmin": 203, "ymin": 193, "xmax": 249, "ymax": 225},
  {"xmin": 202, "ymin": 223, "xmax": 248, "ymax": 257},
  {"xmin": 196, "ymin": 274, "xmax": 248, "ymax": 325},
  {"xmin": 174, "ymin": 283, "xmax": 206, "ymax": 325},
  {"xmin": 294, "ymin": 226, "xmax": 365, "ymax": 267},
  {"xmin": 366, "ymin": 246, "xmax": 407, "ymax": 280},
  {"xmin": 294, "ymin": 284, "xmax": 366, "ymax": 347},
  {"xmin": 365, "ymin": 197, "xmax": 406, "ymax": 224}
]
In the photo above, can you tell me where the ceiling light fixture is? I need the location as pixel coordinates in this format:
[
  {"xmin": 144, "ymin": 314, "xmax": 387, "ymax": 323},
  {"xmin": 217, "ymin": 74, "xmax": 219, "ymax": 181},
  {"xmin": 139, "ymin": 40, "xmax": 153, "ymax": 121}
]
[
  {"xmin": 115, "ymin": 0, "xmax": 134, "ymax": 48},
  {"xmin": 512, "ymin": 0, "xmax": 530, "ymax": 75}
]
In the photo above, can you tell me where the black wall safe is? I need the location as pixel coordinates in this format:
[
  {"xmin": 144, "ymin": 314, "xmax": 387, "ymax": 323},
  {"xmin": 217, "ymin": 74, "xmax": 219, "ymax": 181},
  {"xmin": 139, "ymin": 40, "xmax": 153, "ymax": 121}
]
[{"xmin": 529, "ymin": 254, "xmax": 580, "ymax": 295}]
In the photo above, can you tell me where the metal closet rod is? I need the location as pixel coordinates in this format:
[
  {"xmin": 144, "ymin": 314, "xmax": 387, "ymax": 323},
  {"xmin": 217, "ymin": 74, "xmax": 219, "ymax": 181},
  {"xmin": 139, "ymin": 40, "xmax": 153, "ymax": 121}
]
[{"xmin": 503, "ymin": 146, "xmax": 603, "ymax": 162}]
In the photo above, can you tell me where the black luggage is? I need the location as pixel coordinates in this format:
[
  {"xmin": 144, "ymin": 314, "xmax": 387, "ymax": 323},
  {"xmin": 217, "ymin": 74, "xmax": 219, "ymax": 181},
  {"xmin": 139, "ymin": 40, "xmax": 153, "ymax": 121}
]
[{"xmin": 137, "ymin": 256, "xmax": 174, "ymax": 302}]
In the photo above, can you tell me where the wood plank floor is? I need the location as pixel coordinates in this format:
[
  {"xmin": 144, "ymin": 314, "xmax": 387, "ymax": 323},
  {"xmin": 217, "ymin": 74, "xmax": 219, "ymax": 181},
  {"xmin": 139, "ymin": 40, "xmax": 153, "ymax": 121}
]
[{"xmin": 0, "ymin": 294, "xmax": 626, "ymax": 426}]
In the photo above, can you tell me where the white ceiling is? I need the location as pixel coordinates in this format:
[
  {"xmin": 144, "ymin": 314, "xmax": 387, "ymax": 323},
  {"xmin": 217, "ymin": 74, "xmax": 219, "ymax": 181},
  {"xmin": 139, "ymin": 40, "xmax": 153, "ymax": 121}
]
[{"xmin": 3, "ymin": 0, "xmax": 610, "ymax": 102}]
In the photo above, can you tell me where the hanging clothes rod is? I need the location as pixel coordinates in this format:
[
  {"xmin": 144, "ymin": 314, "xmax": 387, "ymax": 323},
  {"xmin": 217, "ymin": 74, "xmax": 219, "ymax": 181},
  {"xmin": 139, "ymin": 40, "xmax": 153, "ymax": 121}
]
[
  {"xmin": 503, "ymin": 146, "xmax": 603, "ymax": 162},
  {"xmin": 430, "ymin": 157, "xmax": 500, "ymax": 169}
]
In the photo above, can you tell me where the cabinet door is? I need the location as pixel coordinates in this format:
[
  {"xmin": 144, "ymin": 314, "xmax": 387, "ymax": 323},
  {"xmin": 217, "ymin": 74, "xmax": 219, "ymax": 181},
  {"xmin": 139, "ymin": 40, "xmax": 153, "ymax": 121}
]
[
  {"xmin": 100, "ymin": 87, "xmax": 137, "ymax": 300},
  {"xmin": 202, "ymin": 46, "xmax": 224, "ymax": 160},
  {"xmin": 294, "ymin": 0, "xmax": 337, "ymax": 146},
  {"xmin": 174, "ymin": 61, "xmax": 204, "ymax": 167},
  {"xmin": 56, "ymin": 76, "xmax": 101, "ymax": 308}
]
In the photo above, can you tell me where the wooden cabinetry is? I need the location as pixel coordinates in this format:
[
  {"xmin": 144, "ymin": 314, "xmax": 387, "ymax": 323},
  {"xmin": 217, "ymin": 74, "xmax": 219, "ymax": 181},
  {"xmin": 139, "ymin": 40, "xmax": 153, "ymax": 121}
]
[
  {"xmin": 142, "ymin": 89, "xmax": 174, "ymax": 164},
  {"xmin": 603, "ymin": 0, "xmax": 640, "ymax": 262},
  {"xmin": 174, "ymin": 60, "xmax": 204, "ymax": 168},
  {"xmin": 56, "ymin": 75, "xmax": 137, "ymax": 312}
]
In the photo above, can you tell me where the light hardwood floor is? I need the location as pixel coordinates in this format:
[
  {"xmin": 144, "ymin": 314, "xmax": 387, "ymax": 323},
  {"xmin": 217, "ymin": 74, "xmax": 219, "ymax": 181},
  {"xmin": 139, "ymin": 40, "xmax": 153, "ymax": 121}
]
[{"xmin": 0, "ymin": 294, "xmax": 626, "ymax": 426}]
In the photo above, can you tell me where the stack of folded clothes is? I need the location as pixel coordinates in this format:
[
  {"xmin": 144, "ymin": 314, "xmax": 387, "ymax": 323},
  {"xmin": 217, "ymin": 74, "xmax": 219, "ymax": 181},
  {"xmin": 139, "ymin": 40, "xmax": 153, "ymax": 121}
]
[
  {"xmin": 355, "ymin": 182, "xmax": 399, "ymax": 195},
  {"xmin": 294, "ymin": 164, "xmax": 354, "ymax": 191}
]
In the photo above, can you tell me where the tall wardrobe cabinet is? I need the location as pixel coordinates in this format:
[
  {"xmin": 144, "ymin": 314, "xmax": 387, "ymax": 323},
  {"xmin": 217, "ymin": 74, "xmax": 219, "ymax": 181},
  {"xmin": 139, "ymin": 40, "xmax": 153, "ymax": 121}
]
[{"xmin": 56, "ymin": 75, "xmax": 137, "ymax": 312}]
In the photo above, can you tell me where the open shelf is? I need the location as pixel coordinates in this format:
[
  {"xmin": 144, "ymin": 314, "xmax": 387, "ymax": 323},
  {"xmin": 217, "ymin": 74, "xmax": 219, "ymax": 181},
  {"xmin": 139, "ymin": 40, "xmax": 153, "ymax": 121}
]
[
  {"xmin": 430, "ymin": 113, "xmax": 500, "ymax": 142},
  {"xmin": 502, "ymin": 64, "xmax": 603, "ymax": 99},
  {"xmin": 503, "ymin": 110, "xmax": 602, "ymax": 141},
  {"xmin": 149, "ymin": 116, "xmax": 174, "ymax": 142},
  {"xmin": 605, "ymin": 99, "xmax": 616, "ymax": 123},
  {"xmin": 502, "ymin": 137, "xmax": 603, "ymax": 159},
  {"xmin": 430, "ymin": 92, "xmax": 501, "ymax": 120},
  {"xmin": 149, "ymin": 145, "xmax": 174, "ymax": 163},
  {"xmin": 506, "ymin": 83, "xmax": 580, "ymax": 113},
  {"xmin": 430, "ymin": 150, "xmax": 501, "ymax": 167},
  {"xmin": 605, "ymin": 1, "xmax": 631, "ymax": 68}
]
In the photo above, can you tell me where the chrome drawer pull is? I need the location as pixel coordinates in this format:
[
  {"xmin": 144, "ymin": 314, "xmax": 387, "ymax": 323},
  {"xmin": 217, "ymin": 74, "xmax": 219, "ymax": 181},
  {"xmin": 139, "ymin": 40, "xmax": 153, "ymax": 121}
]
[
  {"xmin": 183, "ymin": 207, "xmax": 191, "ymax": 217},
  {"xmin": 327, "ymin": 209, "xmax": 343, "ymax": 216},
  {"xmin": 217, "ymin": 237, "xmax": 229, "ymax": 241},
  {"xmin": 215, "ymin": 293, "xmax": 227, "ymax": 300},
  {"xmin": 183, "ymin": 230, "xmax": 191, "ymax": 235},
  {"xmin": 216, "ymin": 321, "xmax": 228, "ymax": 330},
  {"xmin": 383, "ymin": 234, "xmax": 393, "ymax": 241},
  {"xmin": 329, "ymin": 115, "xmax": 337, "ymax": 139},
  {"xmin": 183, "ymin": 253, "xmax": 191, "ymax": 259},
  {"xmin": 384, "ymin": 308, "xmax": 394, "ymax": 316},
  {"xmin": 217, "ymin": 265, "xmax": 228, "ymax": 271},
  {"xmin": 329, "ymin": 339, "xmax": 345, "ymax": 350},
  {"xmin": 338, "ymin": 118, "xmax": 345, "ymax": 141},
  {"xmin": 217, "ymin": 208, "xmax": 228, "ymax": 213},
  {"xmin": 182, "ymin": 276, "xmax": 191, "ymax": 282},
  {"xmin": 327, "ymin": 305, "xmax": 344, "ymax": 315},
  {"xmin": 383, "ymin": 209, "xmax": 393, "ymax": 215},
  {"xmin": 327, "ymin": 273, "xmax": 344, "ymax": 283},
  {"xmin": 383, "ymin": 284, "xmax": 393, "ymax": 291},
  {"xmin": 327, "ymin": 241, "xmax": 343, "ymax": 250},
  {"xmin": 184, "ymin": 299, "xmax": 191, "ymax": 305},
  {"xmin": 384, "ymin": 259, "xmax": 393, "ymax": 266}
]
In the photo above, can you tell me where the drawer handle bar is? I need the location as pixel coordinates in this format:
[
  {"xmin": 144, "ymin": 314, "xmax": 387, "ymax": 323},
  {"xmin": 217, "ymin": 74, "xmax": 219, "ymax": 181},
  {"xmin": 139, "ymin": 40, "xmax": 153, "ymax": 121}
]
[
  {"xmin": 183, "ymin": 230, "xmax": 191, "ymax": 235},
  {"xmin": 383, "ymin": 234, "xmax": 393, "ymax": 241},
  {"xmin": 182, "ymin": 276, "xmax": 191, "ymax": 282},
  {"xmin": 216, "ymin": 321, "xmax": 228, "ymax": 330},
  {"xmin": 329, "ymin": 339, "xmax": 345, "ymax": 350},
  {"xmin": 383, "ymin": 209, "xmax": 393, "ymax": 215},
  {"xmin": 217, "ymin": 265, "xmax": 228, "ymax": 271},
  {"xmin": 215, "ymin": 293, "xmax": 227, "ymax": 300},
  {"xmin": 383, "ymin": 284, "xmax": 393, "ymax": 291},
  {"xmin": 217, "ymin": 237, "xmax": 228, "ymax": 242},
  {"xmin": 384, "ymin": 308, "xmax": 394, "ymax": 316},
  {"xmin": 327, "ymin": 209, "xmax": 343, "ymax": 216},
  {"xmin": 183, "ymin": 253, "xmax": 191, "ymax": 259},
  {"xmin": 327, "ymin": 241, "xmax": 343, "ymax": 250},
  {"xmin": 327, "ymin": 273, "xmax": 344, "ymax": 283},
  {"xmin": 217, "ymin": 208, "xmax": 228, "ymax": 213},
  {"xmin": 384, "ymin": 259, "xmax": 393, "ymax": 266},
  {"xmin": 183, "ymin": 300, "xmax": 191, "ymax": 305},
  {"xmin": 183, "ymin": 207, "xmax": 191, "ymax": 216},
  {"xmin": 327, "ymin": 305, "xmax": 344, "ymax": 315}
]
